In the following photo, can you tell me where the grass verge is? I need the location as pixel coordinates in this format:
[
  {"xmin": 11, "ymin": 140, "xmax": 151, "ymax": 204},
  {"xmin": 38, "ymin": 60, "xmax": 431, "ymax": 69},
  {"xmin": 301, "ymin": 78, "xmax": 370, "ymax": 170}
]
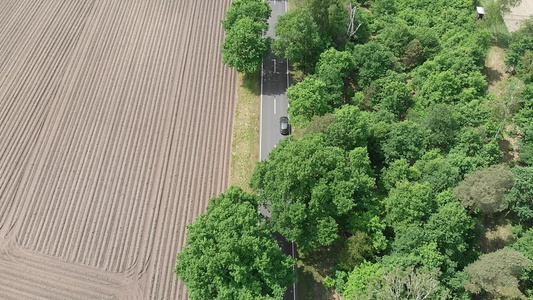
[{"xmin": 229, "ymin": 72, "xmax": 261, "ymax": 192}]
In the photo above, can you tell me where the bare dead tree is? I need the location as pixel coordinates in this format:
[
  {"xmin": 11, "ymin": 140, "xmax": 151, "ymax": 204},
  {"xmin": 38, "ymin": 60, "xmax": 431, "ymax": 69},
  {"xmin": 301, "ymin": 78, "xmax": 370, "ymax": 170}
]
[{"xmin": 347, "ymin": 3, "xmax": 362, "ymax": 39}]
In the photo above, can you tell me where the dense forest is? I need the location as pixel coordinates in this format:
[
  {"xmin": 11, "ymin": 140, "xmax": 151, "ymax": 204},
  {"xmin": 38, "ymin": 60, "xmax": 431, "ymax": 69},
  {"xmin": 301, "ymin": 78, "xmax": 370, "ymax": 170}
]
[{"xmin": 176, "ymin": 0, "xmax": 533, "ymax": 299}]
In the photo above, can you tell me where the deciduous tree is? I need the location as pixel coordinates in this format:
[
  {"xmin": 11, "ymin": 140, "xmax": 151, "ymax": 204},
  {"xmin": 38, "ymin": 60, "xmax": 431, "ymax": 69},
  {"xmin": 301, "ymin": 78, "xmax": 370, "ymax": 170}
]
[
  {"xmin": 273, "ymin": 8, "xmax": 329, "ymax": 72},
  {"xmin": 222, "ymin": 17, "xmax": 268, "ymax": 74},
  {"xmin": 286, "ymin": 76, "xmax": 329, "ymax": 127},
  {"xmin": 250, "ymin": 135, "xmax": 375, "ymax": 252},
  {"xmin": 222, "ymin": 0, "xmax": 271, "ymax": 31},
  {"xmin": 175, "ymin": 187, "xmax": 294, "ymax": 300}
]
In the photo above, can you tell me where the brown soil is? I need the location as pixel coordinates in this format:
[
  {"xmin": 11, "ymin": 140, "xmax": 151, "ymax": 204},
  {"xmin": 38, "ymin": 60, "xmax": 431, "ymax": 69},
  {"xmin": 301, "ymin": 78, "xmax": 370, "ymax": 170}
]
[
  {"xmin": 504, "ymin": 0, "xmax": 533, "ymax": 32},
  {"xmin": 484, "ymin": 46, "xmax": 508, "ymax": 95},
  {"xmin": 0, "ymin": 0, "xmax": 235, "ymax": 299}
]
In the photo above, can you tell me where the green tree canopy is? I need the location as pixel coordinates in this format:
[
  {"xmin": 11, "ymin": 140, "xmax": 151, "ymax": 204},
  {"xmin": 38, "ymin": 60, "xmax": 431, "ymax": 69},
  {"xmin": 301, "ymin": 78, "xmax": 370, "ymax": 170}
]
[
  {"xmin": 286, "ymin": 76, "xmax": 329, "ymax": 127},
  {"xmin": 505, "ymin": 166, "xmax": 533, "ymax": 224},
  {"xmin": 273, "ymin": 8, "xmax": 329, "ymax": 72},
  {"xmin": 423, "ymin": 104, "xmax": 460, "ymax": 149},
  {"xmin": 465, "ymin": 248, "xmax": 531, "ymax": 299},
  {"xmin": 454, "ymin": 164, "xmax": 514, "ymax": 215},
  {"xmin": 175, "ymin": 187, "xmax": 294, "ymax": 300},
  {"xmin": 351, "ymin": 42, "xmax": 397, "ymax": 88},
  {"xmin": 222, "ymin": 17, "xmax": 268, "ymax": 74},
  {"xmin": 315, "ymin": 48, "xmax": 356, "ymax": 108},
  {"xmin": 384, "ymin": 181, "xmax": 435, "ymax": 231},
  {"xmin": 382, "ymin": 121, "xmax": 428, "ymax": 165},
  {"xmin": 380, "ymin": 159, "xmax": 421, "ymax": 191},
  {"xmin": 424, "ymin": 201, "xmax": 475, "ymax": 268},
  {"xmin": 222, "ymin": 0, "xmax": 271, "ymax": 31},
  {"xmin": 250, "ymin": 135, "xmax": 375, "ymax": 252},
  {"xmin": 414, "ymin": 151, "xmax": 461, "ymax": 193},
  {"xmin": 325, "ymin": 105, "xmax": 369, "ymax": 151}
]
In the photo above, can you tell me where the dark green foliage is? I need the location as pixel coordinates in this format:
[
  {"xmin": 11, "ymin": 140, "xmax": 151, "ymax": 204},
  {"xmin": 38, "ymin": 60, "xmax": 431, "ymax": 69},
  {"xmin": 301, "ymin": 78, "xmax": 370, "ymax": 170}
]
[
  {"xmin": 175, "ymin": 187, "xmax": 294, "ymax": 300},
  {"xmin": 222, "ymin": 0, "xmax": 271, "ymax": 31},
  {"xmin": 273, "ymin": 8, "xmax": 329, "ymax": 72},
  {"xmin": 352, "ymin": 42, "xmax": 397, "ymax": 88},
  {"xmin": 374, "ymin": 19, "xmax": 413, "ymax": 58},
  {"xmin": 465, "ymin": 248, "xmax": 531, "ymax": 299},
  {"xmin": 325, "ymin": 105, "xmax": 369, "ymax": 150},
  {"xmin": 338, "ymin": 232, "xmax": 374, "ymax": 271},
  {"xmin": 506, "ymin": 166, "xmax": 533, "ymax": 224},
  {"xmin": 222, "ymin": 17, "xmax": 268, "ymax": 74},
  {"xmin": 506, "ymin": 17, "xmax": 533, "ymax": 82},
  {"xmin": 423, "ymin": 104, "xmax": 460, "ymax": 149},
  {"xmin": 454, "ymin": 164, "xmax": 514, "ymax": 215},
  {"xmin": 401, "ymin": 39, "xmax": 425, "ymax": 69},
  {"xmin": 382, "ymin": 121, "xmax": 428, "ymax": 164},
  {"xmin": 414, "ymin": 151, "xmax": 461, "ymax": 193},
  {"xmin": 250, "ymin": 135, "xmax": 375, "ymax": 252},
  {"xmin": 286, "ymin": 76, "xmax": 329, "ymax": 127},
  {"xmin": 519, "ymin": 123, "xmax": 533, "ymax": 165}
]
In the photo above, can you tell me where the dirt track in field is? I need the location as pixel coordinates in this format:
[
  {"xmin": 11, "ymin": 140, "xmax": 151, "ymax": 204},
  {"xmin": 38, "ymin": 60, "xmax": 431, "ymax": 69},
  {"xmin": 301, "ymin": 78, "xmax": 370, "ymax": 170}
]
[{"xmin": 0, "ymin": 0, "xmax": 235, "ymax": 299}]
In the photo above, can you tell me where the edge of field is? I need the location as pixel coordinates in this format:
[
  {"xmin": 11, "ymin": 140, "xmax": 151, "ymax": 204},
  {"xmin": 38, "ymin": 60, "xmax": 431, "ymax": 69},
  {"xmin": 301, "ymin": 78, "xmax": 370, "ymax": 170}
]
[{"xmin": 228, "ymin": 72, "xmax": 261, "ymax": 192}]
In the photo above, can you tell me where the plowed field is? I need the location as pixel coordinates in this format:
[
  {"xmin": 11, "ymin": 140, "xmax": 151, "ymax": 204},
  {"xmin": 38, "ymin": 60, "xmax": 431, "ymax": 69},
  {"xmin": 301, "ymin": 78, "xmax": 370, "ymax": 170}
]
[{"xmin": 0, "ymin": 0, "xmax": 235, "ymax": 299}]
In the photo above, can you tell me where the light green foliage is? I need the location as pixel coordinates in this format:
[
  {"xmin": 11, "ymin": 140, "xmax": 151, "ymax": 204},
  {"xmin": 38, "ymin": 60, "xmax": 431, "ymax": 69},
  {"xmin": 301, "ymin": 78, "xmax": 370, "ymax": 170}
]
[
  {"xmin": 273, "ymin": 8, "xmax": 329, "ymax": 72},
  {"xmin": 175, "ymin": 187, "xmax": 294, "ymax": 300},
  {"xmin": 454, "ymin": 164, "xmax": 514, "ymax": 214},
  {"xmin": 423, "ymin": 104, "xmax": 460, "ymax": 149},
  {"xmin": 381, "ymin": 159, "xmax": 421, "ymax": 191},
  {"xmin": 222, "ymin": 0, "xmax": 271, "ymax": 31},
  {"xmin": 286, "ymin": 76, "xmax": 329, "ymax": 127},
  {"xmin": 325, "ymin": 105, "xmax": 369, "ymax": 150},
  {"xmin": 222, "ymin": 17, "xmax": 268, "ymax": 74},
  {"xmin": 511, "ymin": 229, "xmax": 533, "ymax": 260},
  {"xmin": 343, "ymin": 261, "xmax": 382, "ymax": 299},
  {"xmin": 352, "ymin": 42, "xmax": 397, "ymax": 88},
  {"xmin": 505, "ymin": 166, "xmax": 533, "ymax": 223},
  {"xmin": 382, "ymin": 121, "xmax": 428, "ymax": 164},
  {"xmin": 315, "ymin": 48, "xmax": 356, "ymax": 108},
  {"xmin": 250, "ymin": 135, "xmax": 375, "ymax": 252},
  {"xmin": 338, "ymin": 232, "xmax": 374, "ymax": 271},
  {"xmin": 414, "ymin": 150, "xmax": 461, "ymax": 193},
  {"xmin": 506, "ymin": 16, "xmax": 533, "ymax": 83},
  {"xmin": 465, "ymin": 248, "xmax": 531, "ymax": 299},
  {"xmin": 384, "ymin": 181, "xmax": 435, "ymax": 230}
]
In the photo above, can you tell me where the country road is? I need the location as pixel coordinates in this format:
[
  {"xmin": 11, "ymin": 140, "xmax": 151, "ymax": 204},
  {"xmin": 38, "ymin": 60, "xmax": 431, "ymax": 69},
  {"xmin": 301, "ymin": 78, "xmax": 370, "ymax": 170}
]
[{"xmin": 259, "ymin": 1, "xmax": 296, "ymax": 299}]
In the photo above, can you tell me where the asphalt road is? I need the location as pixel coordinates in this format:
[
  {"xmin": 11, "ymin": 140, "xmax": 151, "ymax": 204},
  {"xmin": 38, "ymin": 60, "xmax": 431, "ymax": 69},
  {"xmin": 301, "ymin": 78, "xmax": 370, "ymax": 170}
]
[
  {"xmin": 260, "ymin": 0, "xmax": 289, "ymax": 162},
  {"xmin": 259, "ymin": 1, "xmax": 296, "ymax": 300}
]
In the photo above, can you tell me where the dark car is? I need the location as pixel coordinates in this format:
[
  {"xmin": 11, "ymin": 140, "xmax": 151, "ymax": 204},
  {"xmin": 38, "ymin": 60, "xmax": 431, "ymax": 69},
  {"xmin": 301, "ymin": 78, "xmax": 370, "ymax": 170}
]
[{"xmin": 280, "ymin": 116, "xmax": 290, "ymax": 135}]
